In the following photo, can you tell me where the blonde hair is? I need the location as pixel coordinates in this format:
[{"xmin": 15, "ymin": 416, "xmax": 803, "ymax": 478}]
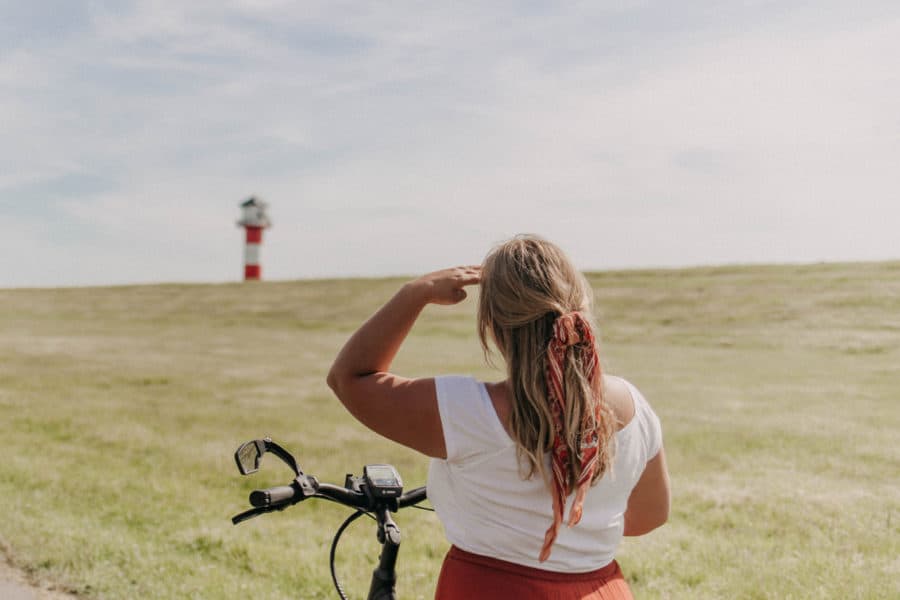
[{"xmin": 478, "ymin": 235, "xmax": 615, "ymax": 490}]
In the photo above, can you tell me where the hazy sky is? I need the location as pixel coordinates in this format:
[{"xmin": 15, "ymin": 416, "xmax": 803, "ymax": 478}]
[{"xmin": 2, "ymin": 1, "xmax": 898, "ymax": 288}]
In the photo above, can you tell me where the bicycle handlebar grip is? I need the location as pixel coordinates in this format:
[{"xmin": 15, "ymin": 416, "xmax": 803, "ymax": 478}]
[{"xmin": 249, "ymin": 485, "xmax": 297, "ymax": 508}]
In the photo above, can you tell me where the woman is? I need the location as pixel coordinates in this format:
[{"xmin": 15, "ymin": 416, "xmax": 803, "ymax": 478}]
[{"xmin": 328, "ymin": 235, "xmax": 669, "ymax": 599}]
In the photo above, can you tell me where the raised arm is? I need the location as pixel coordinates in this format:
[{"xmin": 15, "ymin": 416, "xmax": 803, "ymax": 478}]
[{"xmin": 327, "ymin": 266, "xmax": 481, "ymax": 458}]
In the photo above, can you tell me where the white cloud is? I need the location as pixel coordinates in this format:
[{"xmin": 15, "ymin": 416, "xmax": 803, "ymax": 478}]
[{"xmin": 1, "ymin": 2, "xmax": 898, "ymax": 287}]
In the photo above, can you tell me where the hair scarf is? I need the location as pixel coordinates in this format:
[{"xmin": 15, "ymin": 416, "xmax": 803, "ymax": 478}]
[{"xmin": 538, "ymin": 311, "xmax": 603, "ymax": 562}]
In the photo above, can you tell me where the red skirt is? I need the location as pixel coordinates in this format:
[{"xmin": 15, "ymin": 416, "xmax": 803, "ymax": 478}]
[{"xmin": 434, "ymin": 546, "xmax": 634, "ymax": 600}]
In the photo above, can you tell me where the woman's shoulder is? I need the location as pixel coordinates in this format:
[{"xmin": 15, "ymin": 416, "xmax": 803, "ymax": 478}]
[
  {"xmin": 602, "ymin": 374, "xmax": 638, "ymax": 431},
  {"xmin": 603, "ymin": 374, "xmax": 663, "ymax": 457}
]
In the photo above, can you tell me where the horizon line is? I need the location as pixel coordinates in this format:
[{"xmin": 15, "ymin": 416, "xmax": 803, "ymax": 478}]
[{"xmin": 4, "ymin": 256, "xmax": 898, "ymax": 292}]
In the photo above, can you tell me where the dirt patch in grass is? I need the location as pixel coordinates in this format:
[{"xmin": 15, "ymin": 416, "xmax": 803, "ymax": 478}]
[{"xmin": 0, "ymin": 556, "xmax": 76, "ymax": 599}]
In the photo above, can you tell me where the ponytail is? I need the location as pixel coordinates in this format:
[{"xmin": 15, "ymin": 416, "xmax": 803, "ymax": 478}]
[{"xmin": 477, "ymin": 235, "xmax": 617, "ymax": 562}]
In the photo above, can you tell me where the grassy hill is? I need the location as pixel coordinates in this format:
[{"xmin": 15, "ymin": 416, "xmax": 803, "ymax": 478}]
[{"xmin": 1, "ymin": 262, "xmax": 898, "ymax": 599}]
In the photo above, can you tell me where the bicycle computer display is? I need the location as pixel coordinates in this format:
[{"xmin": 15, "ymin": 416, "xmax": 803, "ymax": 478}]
[{"xmin": 363, "ymin": 464, "xmax": 403, "ymax": 499}]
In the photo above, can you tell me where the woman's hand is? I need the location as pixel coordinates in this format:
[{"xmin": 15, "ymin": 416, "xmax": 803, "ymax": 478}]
[{"xmin": 413, "ymin": 266, "xmax": 482, "ymax": 305}]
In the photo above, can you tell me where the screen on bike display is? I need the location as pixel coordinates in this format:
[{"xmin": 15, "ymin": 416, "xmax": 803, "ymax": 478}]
[
  {"xmin": 367, "ymin": 465, "xmax": 398, "ymax": 485},
  {"xmin": 363, "ymin": 464, "xmax": 403, "ymax": 498}
]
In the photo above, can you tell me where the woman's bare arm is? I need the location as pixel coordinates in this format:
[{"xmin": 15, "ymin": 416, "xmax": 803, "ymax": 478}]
[
  {"xmin": 327, "ymin": 266, "xmax": 481, "ymax": 458},
  {"xmin": 623, "ymin": 448, "xmax": 670, "ymax": 536}
]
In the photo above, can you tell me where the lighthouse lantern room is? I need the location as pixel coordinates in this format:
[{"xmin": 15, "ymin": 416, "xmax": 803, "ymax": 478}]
[{"xmin": 237, "ymin": 197, "xmax": 271, "ymax": 280}]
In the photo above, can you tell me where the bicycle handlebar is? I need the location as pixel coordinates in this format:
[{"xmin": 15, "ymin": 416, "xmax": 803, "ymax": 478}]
[
  {"xmin": 232, "ymin": 440, "xmax": 430, "ymax": 600},
  {"xmin": 314, "ymin": 482, "xmax": 369, "ymax": 508},
  {"xmin": 315, "ymin": 483, "xmax": 427, "ymax": 510},
  {"xmin": 397, "ymin": 486, "xmax": 427, "ymax": 508},
  {"xmin": 245, "ymin": 480, "xmax": 428, "ymax": 513}
]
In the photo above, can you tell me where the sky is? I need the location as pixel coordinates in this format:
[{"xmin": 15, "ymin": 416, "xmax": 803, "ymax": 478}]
[{"xmin": 1, "ymin": 1, "xmax": 898, "ymax": 288}]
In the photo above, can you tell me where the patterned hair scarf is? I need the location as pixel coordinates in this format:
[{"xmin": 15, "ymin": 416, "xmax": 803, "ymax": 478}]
[{"xmin": 539, "ymin": 311, "xmax": 603, "ymax": 562}]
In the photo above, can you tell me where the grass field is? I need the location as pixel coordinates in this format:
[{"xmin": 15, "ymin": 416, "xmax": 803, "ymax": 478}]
[{"xmin": 1, "ymin": 262, "xmax": 899, "ymax": 599}]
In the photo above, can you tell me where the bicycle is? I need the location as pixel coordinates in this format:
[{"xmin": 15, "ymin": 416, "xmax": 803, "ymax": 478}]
[{"xmin": 230, "ymin": 437, "xmax": 430, "ymax": 600}]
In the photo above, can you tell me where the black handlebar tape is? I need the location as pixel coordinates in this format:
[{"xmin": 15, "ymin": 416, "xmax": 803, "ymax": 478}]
[{"xmin": 249, "ymin": 485, "xmax": 297, "ymax": 507}]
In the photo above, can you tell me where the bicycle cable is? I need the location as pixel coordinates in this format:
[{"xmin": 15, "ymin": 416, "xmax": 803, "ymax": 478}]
[{"xmin": 329, "ymin": 509, "xmax": 372, "ymax": 600}]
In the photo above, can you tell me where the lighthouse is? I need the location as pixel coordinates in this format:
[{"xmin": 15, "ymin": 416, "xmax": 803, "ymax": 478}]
[{"xmin": 237, "ymin": 197, "xmax": 271, "ymax": 281}]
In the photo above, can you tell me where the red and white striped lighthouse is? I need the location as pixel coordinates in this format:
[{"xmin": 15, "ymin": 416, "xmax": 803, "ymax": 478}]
[{"xmin": 237, "ymin": 197, "xmax": 271, "ymax": 281}]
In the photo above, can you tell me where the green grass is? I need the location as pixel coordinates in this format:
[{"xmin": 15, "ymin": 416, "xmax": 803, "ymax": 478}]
[{"xmin": 1, "ymin": 262, "xmax": 899, "ymax": 599}]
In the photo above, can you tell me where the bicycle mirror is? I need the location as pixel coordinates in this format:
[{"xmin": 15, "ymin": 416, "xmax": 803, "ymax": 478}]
[{"xmin": 235, "ymin": 439, "xmax": 266, "ymax": 475}]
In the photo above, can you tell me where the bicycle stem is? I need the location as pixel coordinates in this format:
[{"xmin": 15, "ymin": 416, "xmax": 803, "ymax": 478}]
[{"xmin": 367, "ymin": 505, "xmax": 402, "ymax": 600}]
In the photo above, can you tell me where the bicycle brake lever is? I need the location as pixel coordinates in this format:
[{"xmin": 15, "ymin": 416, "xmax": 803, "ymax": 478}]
[{"xmin": 232, "ymin": 507, "xmax": 268, "ymax": 525}]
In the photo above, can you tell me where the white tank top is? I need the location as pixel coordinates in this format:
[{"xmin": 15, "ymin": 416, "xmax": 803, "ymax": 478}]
[{"xmin": 426, "ymin": 375, "xmax": 662, "ymax": 573}]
